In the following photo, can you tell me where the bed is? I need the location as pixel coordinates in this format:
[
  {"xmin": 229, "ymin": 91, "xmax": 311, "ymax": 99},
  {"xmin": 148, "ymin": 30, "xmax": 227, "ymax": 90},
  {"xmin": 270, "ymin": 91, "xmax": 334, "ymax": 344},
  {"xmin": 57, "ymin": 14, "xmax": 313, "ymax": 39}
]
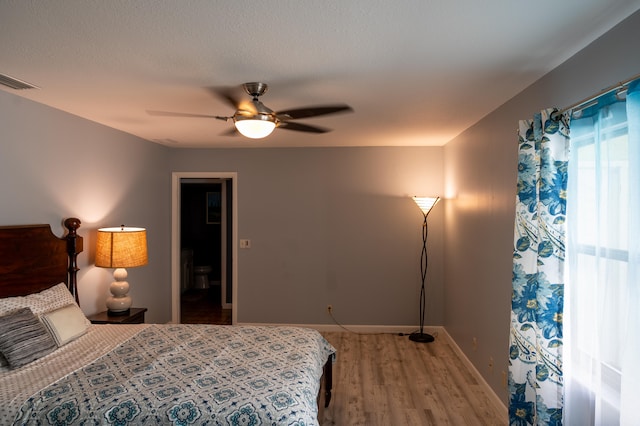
[{"xmin": 0, "ymin": 218, "xmax": 335, "ymax": 425}]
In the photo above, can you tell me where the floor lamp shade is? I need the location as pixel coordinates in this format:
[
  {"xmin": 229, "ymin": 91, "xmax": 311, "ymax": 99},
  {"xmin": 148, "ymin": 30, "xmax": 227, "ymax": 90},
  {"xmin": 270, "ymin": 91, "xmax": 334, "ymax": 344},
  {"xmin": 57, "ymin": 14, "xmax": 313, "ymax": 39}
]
[
  {"xmin": 412, "ymin": 196, "xmax": 439, "ymax": 216},
  {"xmin": 409, "ymin": 196, "xmax": 439, "ymax": 343},
  {"xmin": 96, "ymin": 226, "xmax": 148, "ymax": 314}
]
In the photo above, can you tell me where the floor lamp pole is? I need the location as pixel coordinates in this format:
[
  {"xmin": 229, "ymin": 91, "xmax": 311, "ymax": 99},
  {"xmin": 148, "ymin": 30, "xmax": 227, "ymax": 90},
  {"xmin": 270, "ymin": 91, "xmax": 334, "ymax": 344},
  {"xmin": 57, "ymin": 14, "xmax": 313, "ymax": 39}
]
[{"xmin": 409, "ymin": 212, "xmax": 434, "ymax": 343}]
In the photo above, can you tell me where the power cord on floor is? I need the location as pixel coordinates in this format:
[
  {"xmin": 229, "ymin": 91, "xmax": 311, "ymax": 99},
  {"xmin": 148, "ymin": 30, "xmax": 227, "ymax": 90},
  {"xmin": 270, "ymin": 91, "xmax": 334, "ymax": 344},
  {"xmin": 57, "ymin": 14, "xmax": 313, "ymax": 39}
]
[
  {"xmin": 327, "ymin": 308, "xmax": 390, "ymax": 335},
  {"xmin": 397, "ymin": 330, "xmax": 439, "ymax": 339},
  {"xmin": 327, "ymin": 309, "xmax": 437, "ymax": 338}
]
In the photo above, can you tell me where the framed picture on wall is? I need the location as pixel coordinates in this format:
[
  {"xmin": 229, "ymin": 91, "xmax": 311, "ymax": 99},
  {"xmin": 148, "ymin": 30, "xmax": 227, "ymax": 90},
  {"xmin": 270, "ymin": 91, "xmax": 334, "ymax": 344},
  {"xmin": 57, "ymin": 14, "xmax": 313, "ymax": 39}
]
[{"xmin": 206, "ymin": 192, "xmax": 221, "ymax": 224}]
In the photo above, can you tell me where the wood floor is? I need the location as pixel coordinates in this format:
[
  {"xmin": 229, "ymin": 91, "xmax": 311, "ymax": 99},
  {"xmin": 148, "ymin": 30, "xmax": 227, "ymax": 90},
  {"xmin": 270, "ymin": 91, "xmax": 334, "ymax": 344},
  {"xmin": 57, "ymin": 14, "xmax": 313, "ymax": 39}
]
[
  {"xmin": 180, "ymin": 288, "xmax": 232, "ymax": 325},
  {"xmin": 320, "ymin": 331, "xmax": 507, "ymax": 425}
]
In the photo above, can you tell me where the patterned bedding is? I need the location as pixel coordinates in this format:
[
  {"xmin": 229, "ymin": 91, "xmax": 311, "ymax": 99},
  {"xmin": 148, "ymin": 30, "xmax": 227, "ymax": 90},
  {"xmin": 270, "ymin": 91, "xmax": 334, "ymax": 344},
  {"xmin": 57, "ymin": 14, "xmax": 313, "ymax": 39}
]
[{"xmin": 3, "ymin": 324, "xmax": 335, "ymax": 425}]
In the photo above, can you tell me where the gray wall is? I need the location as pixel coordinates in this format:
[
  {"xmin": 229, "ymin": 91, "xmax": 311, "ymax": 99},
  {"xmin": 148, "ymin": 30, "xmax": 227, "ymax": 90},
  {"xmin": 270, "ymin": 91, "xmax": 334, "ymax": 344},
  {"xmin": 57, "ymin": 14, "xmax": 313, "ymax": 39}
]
[
  {"xmin": 170, "ymin": 146, "xmax": 445, "ymax": 325},
  {"xmin": 0, "ymin": 92, "xmax": 173, "ymax": 324},
  {"xmin": 0, "ymin": 89, "xmax": 445, "ymax": 327},
  {"xmin": 444, "ymin": 10, "xmax": 640, "ymax": 403}
]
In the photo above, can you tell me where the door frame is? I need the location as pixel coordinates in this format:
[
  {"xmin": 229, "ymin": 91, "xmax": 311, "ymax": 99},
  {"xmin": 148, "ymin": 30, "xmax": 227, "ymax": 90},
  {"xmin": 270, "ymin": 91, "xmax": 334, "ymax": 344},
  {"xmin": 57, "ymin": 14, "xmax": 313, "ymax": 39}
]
[{"xmin": 171, "ymin": 172, "xmax": 238, "ymax": 324}]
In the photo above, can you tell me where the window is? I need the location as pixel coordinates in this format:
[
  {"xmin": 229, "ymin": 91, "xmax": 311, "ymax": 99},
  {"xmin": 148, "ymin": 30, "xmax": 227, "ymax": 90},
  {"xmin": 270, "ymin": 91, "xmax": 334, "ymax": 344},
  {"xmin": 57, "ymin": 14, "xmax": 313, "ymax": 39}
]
[{"xmin": 565, "ymin": 93, "xmax": 637, "ymax": 424}]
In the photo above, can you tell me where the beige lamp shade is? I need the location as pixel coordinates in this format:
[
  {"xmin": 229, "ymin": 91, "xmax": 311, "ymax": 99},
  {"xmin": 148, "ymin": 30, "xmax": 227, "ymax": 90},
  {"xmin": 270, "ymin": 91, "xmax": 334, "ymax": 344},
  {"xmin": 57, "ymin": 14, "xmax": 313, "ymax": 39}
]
[
  {"xmin": 96, "ymin": 227, "xmax": 148, "ymax": 268},
  {"xmin": 412, "ymin": 196, "xmax": 440, "ymax": 216}
]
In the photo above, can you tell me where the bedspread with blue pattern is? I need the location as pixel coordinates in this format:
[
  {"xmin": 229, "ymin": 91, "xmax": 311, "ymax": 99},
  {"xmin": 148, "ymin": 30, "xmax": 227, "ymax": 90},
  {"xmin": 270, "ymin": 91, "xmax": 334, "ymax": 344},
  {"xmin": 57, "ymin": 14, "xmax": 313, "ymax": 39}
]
[{"xmin": 13, "ymin": 325, "xmax": 335, "ymax": 425}]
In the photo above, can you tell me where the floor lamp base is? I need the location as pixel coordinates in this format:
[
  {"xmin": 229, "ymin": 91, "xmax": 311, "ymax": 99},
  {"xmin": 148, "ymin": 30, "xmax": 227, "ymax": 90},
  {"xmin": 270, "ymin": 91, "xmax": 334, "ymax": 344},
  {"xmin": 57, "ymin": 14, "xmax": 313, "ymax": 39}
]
[{"xmin": 409, "ymin": 332, "xmax": 435, "ymax": 343}]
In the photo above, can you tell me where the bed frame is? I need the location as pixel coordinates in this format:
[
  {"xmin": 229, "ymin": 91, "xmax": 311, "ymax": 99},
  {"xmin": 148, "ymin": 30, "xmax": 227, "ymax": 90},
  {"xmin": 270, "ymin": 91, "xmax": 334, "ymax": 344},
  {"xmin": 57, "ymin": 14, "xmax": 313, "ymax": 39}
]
[{"xmin": 0, "ymin": 218, "xmax": 83, "ymax": 301}]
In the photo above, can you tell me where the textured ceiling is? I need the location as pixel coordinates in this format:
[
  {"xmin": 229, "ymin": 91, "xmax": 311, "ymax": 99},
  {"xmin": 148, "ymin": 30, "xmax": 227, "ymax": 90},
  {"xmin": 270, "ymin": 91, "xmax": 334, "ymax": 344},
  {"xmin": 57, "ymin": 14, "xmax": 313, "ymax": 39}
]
[{"xmin": 1, "ymin": 1, "xmax": 639, "ymax": 148}]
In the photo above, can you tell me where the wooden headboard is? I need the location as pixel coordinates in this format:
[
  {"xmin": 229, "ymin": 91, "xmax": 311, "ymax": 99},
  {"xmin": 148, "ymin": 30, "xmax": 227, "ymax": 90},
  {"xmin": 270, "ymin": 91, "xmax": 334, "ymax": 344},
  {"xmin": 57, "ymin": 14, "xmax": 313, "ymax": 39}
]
[{"xmin": 0, "ymin": 218, "xmax": 83, "ymax": 301}]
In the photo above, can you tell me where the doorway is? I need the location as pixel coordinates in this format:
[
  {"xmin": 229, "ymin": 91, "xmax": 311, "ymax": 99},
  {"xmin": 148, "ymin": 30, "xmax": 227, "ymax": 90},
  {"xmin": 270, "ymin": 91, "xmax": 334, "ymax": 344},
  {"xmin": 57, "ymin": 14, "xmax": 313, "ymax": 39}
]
[{"xmin": 171, "ymin": 172, "xmax": 238, "ymax": 324}]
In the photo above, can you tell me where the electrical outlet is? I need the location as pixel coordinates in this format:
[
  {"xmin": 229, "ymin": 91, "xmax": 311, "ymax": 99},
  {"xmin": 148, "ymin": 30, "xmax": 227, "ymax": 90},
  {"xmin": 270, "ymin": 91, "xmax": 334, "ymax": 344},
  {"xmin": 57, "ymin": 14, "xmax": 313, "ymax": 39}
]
[
  {"xmin": 489, "ymin": 356, "xmax": 494, "ymax": 372},
  {"xmin": 327, "ymin": 305, "xmax": 333, "ymax": 314},
  {"xmin": 472, "ymin": 337, "xmax": 478, "ymax": 351}
]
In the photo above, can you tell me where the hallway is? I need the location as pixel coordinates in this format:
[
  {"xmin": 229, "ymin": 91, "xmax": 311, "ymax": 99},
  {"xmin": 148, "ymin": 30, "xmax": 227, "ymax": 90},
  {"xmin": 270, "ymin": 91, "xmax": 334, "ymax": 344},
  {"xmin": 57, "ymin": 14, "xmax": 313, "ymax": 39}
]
[{"xmin": 180, "ymin": 288, "xmax": 232, "ymax": 325}]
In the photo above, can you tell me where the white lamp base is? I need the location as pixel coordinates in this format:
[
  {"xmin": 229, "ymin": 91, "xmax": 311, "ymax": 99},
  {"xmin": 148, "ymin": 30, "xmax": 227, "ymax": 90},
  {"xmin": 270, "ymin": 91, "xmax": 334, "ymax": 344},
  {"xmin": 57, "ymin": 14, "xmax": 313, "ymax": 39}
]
[{"xmin": 106, "ymin": 267, "xmax": 132, "ymax": 314}]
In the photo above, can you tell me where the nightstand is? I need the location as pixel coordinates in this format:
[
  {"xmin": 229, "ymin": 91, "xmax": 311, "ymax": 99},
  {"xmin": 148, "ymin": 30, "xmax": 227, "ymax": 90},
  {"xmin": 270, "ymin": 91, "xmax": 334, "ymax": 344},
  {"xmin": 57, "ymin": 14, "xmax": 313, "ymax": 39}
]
[{"xmin": 87, "ymin": 308, "xmax": 147, "ymax": 324}]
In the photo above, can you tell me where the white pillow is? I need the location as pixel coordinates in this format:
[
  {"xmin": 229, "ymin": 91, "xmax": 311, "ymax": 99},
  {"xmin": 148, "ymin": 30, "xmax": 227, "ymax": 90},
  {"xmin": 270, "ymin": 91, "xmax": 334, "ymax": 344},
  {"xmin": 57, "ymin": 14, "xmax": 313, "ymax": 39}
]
[
  {"xmin": 0, "ymin": 283, "xmax": 90, "ymax": 327},
  {"xmin": 40, "ymin": 304, "xmax": 89, "ymax": 347}
]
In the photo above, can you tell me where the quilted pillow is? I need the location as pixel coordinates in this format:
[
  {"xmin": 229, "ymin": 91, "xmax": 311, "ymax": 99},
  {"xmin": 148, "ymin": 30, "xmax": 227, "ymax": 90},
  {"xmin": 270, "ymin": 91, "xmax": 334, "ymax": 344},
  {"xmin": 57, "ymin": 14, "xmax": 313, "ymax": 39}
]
[
  {"xmin": 40, "ymin": 303, "xmax": 89, "ymax": 347},
  {"xmin": 0, "ymin": 307, "xmax": 57, "ymax": 368},
  {"xmin": 0, "ymin": 283, "xmax": 90, "ymax": 327}
]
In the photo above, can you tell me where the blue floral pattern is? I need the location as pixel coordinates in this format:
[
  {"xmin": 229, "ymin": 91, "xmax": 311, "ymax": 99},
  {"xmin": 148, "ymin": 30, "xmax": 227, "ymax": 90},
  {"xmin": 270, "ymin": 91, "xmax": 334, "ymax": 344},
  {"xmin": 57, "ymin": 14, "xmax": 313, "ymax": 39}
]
[
  {"xmin": 105, "ymin": 400, "xmax": 141, "ymax": 426},
  {"xmin": 167, "ymin": 400, "xmax": 201, "ymax": 426},
  {"xmin": 226, "ymin": 403, "xmax": 261, "ymax": 426},
  {"xmin": 46, "ymin": 400, "xmax": 79, "ymax": 425},
  {"xmin": 510, "ymin": 109, "xmax": 569, "ymax": 425}
]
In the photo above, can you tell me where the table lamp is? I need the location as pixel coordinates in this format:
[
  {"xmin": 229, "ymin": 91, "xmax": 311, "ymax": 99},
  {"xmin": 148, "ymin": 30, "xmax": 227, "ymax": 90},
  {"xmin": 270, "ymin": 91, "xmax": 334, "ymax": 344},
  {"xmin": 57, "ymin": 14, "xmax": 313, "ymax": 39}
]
[{"xmin": 95, "ymin": 225, "xmax": 148, "ymax": 314}]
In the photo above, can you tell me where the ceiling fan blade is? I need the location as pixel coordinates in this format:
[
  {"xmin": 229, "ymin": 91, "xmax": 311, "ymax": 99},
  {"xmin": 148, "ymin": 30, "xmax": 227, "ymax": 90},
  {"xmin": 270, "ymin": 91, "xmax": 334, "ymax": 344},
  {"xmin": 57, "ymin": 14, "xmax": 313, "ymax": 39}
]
[
  {"xmin": 209, "ymin": 86, "xmax": 240, "ymax": 108},
  {"xmin": 208, "ymin": 86, "xmax": 243, "ymax": 109},
  {"xmin": 278, "ymin": 121, "xmax": 330, "ymax": 133},
  {"xmin": 221, "ymin": 127, "xmax": 240, "ymax": 136},
  {"xmin": 146, "ymin": 110, "xmax": 229, "ymax": 121},
  {"xmin": 276, "ymin": 104, "xmax": 353, "ymax": 120}
]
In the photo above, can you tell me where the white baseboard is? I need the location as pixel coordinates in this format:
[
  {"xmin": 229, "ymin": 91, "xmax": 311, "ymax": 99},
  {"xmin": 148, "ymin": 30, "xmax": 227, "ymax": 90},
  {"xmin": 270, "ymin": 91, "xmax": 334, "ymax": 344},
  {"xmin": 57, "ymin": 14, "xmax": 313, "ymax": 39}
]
[{"xmin": 236, "ymin": 322, "xmax": 438, "ymax": 335}]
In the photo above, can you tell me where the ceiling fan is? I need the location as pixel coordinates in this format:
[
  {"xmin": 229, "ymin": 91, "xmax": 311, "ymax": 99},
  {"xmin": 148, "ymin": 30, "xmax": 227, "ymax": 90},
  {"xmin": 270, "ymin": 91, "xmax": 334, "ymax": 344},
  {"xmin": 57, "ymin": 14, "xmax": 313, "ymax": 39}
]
[{"xmin": 148, "ymin": 82, "xmax": 353, "ymax": 139}]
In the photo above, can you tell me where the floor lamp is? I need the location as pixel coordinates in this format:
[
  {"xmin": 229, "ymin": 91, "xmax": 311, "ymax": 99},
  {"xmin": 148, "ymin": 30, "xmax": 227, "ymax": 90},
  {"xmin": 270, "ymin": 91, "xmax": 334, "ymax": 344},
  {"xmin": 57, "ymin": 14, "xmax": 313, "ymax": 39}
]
[{"xmin": 410, "ymin": 196, "xmax": 440, "ymax": 343}]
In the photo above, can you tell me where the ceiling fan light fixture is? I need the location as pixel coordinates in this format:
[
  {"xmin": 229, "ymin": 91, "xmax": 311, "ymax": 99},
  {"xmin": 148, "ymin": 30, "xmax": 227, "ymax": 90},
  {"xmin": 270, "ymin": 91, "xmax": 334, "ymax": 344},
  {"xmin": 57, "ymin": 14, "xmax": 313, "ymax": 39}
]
[
  {"xmin": 234, "ymin": 114, "xmax": 277, "ymax": 139},
  {"xmin": 151, "ymin": 82, "xmax": 352, "ymax": 139}
]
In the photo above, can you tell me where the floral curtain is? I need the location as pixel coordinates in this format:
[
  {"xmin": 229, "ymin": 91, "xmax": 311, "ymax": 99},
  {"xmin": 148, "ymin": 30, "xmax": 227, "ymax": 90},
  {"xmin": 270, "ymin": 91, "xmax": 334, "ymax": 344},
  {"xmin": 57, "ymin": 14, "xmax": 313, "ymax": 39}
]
[{"xmin": 509, "ymin": 108, "xmax": 570, "ymax": 425}]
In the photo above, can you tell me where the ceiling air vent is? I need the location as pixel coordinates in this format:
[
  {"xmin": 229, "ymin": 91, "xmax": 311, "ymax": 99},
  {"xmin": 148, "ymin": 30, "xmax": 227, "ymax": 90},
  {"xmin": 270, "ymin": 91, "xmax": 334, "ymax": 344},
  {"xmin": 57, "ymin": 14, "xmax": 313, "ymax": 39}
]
[{"xmin": 0, "ymin": 73, "xmax": 39, "ymax": 90}]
